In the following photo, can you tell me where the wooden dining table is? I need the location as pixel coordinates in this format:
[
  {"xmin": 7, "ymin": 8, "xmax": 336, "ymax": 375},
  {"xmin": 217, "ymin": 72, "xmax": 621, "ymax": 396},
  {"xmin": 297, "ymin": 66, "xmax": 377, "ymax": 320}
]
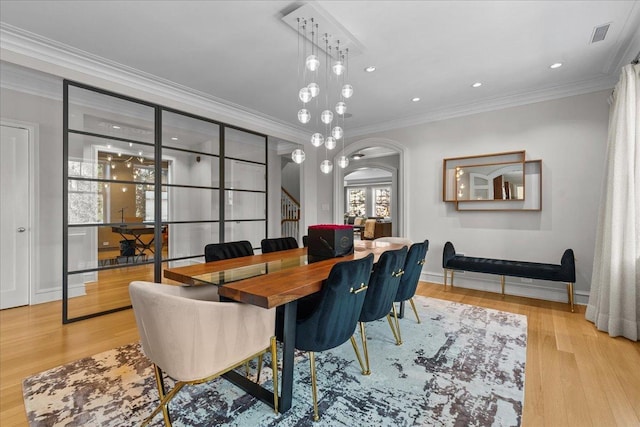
[{"xmin": 163, "ymin": 240, "xmax": 406, "ymax": 413}]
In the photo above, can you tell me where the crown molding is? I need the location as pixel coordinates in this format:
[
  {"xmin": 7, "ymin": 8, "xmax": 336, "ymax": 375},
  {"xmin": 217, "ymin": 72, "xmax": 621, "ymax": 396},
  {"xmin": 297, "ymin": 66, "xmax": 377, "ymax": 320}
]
[
  {"xmin": 350, "ymin": 74, "xmax": 617, "ymax": 137},
  {"xmin": 0, "ymin": 23, "xmax": 307, "ymax": 144},
  {"xmin": 0, "ymin": 60, "xmax": 63, "ymax": 100}
]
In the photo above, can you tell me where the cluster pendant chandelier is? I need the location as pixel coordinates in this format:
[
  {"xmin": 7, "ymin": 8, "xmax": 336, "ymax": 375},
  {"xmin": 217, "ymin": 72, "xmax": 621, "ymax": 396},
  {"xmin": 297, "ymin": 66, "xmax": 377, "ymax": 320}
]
[{"xmin": 291, "ymin": 18, "xmax": 353, "ymax": 174}]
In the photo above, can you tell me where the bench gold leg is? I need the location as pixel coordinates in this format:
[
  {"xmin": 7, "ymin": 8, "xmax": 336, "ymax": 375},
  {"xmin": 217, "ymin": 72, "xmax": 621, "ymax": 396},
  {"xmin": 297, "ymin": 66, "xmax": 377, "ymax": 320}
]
[
  {"xmin": 567, "ymin": 282, "xmax": 575, "ymax": 312},
  {"xmin": 443, "ymin": 269, "xmax": 454, "ymax": 289},
  {"xmin": 501, "ymin": 276, "xmax": 505, "ymax": 296}
]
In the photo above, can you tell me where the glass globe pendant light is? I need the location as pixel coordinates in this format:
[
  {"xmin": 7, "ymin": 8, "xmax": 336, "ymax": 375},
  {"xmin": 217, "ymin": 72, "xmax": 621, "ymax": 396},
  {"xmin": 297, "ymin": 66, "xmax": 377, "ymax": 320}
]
[
  {"xmin": 308, "ymin": 82, "xmax": 319, "ymax": 97},
  {"xmin": 306, "ymin": 54, "xmax": 319, "ymax": 71},
  {"xmin": 321, "ymin": 110, "xmax": 334, "ymax": 124},
  {"xmin": 325, "ymin": 136, "xmax": 337, "ymax": 150},
  {"xmin": 291, "ymin": 149, "xmax": 305, "ymax": 164},
  {"xmin": 342, "ymin": 84, "xmax": 353, "ymax": 98},
  {"xmin": 331, "ymin": 126, "xmax": 343, "ymax": 140},
  {"xmin": 320, "ymin": 159, "xmax": 333, "ymax": 174},
  {"xmin": 299, "ymin": 87, "xmax": 312, "ymax": 103},
  {"xmin": 332, "ymin": 60, "xmax": 345, "ymax": 76},
  {"xmin": 297, "ymin": 108, "xmax": 310, "ymax": 124},
  {"xmin": 311, "ymin": 133, "xmax": 324, "ymax": 147},
  {"xmin": 337, "ymin": 155, "xmax": 349, "ymax": 168},
  {"xmin": 335, "ymin": 102, "xmax": 347, "ymax": 115}
]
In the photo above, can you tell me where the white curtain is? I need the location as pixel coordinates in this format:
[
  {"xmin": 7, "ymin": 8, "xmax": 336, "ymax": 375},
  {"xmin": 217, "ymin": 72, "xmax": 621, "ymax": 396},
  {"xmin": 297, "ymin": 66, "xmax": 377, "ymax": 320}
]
[{"xmin": 585, "ymin": 63, "xmax": 639, "ymax": 341}]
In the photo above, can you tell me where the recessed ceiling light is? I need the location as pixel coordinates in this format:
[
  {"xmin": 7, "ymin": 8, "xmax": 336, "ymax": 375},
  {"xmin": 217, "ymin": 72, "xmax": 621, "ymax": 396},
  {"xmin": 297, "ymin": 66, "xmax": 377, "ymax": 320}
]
[
  {"xmin": 352, "ymin": 153, "xmax": 365, "ymax": 160},
  {"xmin": 112, "ymin": 125, "xmax": 121, "ymax": 129},
  {"xmin": 365, "ymin": 66, "xmax": 376, "ymax": 73},
  {"xmin": 171, "ymin": 137, "xmax": 178, "ymax": 141},
  {"xmin": 412, "ymin": 97, "xmax": 421, "ymax": 102},
  {"xmin": 471, "ymin": 82, "xmax": 482, "ymax": 88},
  {"xmin": 550, "ymin": 62, "xmax": 563, "ymax": 69}
]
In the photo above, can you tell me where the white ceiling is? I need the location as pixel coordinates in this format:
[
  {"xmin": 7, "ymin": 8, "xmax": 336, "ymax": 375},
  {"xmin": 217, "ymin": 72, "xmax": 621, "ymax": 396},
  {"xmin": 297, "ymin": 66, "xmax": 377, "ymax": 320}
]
[{"xmin": 1, "ymin": 1, "xmax": 639, "ymax": 138}]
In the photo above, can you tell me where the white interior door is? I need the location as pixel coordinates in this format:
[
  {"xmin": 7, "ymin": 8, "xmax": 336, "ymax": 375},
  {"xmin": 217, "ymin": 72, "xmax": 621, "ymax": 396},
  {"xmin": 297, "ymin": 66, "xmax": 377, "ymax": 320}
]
[{"xmin": 1, "ymin": 124, "xmax": 30, "ymax": 309}]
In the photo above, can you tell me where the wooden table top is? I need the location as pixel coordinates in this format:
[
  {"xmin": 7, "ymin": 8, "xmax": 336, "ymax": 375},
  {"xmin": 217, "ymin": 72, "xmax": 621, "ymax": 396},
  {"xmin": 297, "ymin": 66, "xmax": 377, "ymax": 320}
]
[{"xmin": 163, "ymin": 241, "xmax": 406, "ymax": 309}]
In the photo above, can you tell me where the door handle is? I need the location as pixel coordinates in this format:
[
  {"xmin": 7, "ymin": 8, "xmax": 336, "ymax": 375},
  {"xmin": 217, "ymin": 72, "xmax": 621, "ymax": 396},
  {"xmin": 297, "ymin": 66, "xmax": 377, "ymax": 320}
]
[{"xmin": 17, "ymin": 227, "xmax": 26, "ymax": 232}]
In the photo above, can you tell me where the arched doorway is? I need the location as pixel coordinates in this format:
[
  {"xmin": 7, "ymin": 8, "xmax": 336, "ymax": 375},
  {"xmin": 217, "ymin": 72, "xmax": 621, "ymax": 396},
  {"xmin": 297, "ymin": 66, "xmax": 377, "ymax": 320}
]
[{"xmin": 333, "ymin": 138, "xmax": 406, "ymax": 237}]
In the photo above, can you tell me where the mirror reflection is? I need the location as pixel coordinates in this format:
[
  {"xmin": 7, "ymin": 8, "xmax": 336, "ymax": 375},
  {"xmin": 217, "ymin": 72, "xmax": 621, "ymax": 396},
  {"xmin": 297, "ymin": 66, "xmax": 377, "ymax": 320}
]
[{"xmin": 455, "ymin": 162, "xmax": 524, "ymax": 200}]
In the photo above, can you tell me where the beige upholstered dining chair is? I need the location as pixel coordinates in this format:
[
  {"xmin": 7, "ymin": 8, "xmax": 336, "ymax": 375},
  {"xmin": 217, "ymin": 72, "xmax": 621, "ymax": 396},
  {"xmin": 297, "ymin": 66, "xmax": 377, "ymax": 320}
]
[{"xmin": 129, "ymin": 281, "xmax": 278, "ymax": 426}]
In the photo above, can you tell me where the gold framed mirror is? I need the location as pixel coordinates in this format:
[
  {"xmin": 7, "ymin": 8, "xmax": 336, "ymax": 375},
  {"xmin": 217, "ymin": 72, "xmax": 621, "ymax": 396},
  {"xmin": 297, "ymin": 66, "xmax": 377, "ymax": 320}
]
[{"xmin": 442, "ymin": 151, "xmax": 541, "ymax": 211}]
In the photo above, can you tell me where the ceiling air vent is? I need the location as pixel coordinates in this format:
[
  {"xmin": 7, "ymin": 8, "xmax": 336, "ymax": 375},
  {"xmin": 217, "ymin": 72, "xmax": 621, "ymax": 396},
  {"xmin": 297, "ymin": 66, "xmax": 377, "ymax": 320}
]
[{"xmin": 591, "ymin": 23, "xmax": 610, "ymax": 43}]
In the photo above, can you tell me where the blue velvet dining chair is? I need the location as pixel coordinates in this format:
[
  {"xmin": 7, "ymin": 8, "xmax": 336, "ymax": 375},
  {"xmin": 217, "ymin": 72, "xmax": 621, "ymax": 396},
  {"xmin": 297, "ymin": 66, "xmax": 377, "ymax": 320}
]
[
  {"xmin": 350, "ymin": 246, "xmax": 407, "ymax": 375},
  {"xmin": 260, "ymin": 237, "xmax": 299, "ymax": 253},
  {"xmin": 204, "ymin": 240, "xmax": 254, "ymax": 262},
  {"xmin": 391, "ymin": 239, "xmax": 429, "ymax": 344},
  {"xmin": 295, "ymin": 253, "xmax": 374, "ymax": 421}
]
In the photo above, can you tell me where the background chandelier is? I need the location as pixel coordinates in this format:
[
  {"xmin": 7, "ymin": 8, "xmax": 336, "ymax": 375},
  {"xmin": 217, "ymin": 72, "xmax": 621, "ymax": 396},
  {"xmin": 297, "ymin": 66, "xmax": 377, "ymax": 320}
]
[{"xmin": 290, "ymin": 17, "xmax": 353, "ymax": 174}]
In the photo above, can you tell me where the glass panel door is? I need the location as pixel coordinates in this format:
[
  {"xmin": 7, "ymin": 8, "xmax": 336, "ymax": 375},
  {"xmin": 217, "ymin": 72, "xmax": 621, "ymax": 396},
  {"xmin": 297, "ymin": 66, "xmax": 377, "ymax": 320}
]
[
  {"xmin": 63, "ymin": 83, "xmax": 268, "ymax": 323},
  {"xmin": 64, "ymin": 82, "xmax": 157, "ymax": 321}
]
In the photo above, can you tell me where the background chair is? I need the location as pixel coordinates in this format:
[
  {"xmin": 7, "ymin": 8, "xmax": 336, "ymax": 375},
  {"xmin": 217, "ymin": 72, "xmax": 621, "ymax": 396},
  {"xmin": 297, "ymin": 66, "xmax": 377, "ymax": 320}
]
[
  {"xmin": 351, "ymin": 246, "xmax": 407, "ymax": 375},
  {"xmin": 260, "ymin": 236, "xmax": 299, "ymax": 341},
  {"xmin": 373, "ymin": 237, "xmax": 413, "ymax": 246},
  {"xmin": 129, "ymin": 281, "xmax": 278, "ymax": 426},
  {"xmin": 392, "ymin": 240, "xmax": 429, "ymax": 344},
  {"xmin": 204, "ymin": 240, "xmax": 254, "ymax": 262},
  {"xmin": 295, "ymin": 254, "xmax": 374, "ymax": 421},
  {"xmin": 362, "ymin": 219, "xmax": 377, "ymax": 240},
  {"xmin": 261, "ymin": 237, "xmax": 299, "ymax": 253}
]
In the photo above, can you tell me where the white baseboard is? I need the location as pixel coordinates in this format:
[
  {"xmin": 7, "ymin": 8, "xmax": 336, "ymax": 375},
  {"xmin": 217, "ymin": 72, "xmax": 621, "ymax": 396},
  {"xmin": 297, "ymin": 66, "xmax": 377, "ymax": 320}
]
[
  {"xmin": 421, "ymin": 270, "xmax": 589, "ymax": 306},
  {"xmin": 33, "ymin": 281, "xmax": 87, "ymax": 304}
]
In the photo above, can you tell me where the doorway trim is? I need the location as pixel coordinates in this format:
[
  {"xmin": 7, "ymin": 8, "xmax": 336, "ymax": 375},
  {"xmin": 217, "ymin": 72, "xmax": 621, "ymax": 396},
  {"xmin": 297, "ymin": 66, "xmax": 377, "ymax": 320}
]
[
  {"xmin": 333, "ymin": 137, "xmax": 407, "ymax": 237},
  {"xmin": 1, "ymin": 119, "xmax": 38, "ymax": 306}
]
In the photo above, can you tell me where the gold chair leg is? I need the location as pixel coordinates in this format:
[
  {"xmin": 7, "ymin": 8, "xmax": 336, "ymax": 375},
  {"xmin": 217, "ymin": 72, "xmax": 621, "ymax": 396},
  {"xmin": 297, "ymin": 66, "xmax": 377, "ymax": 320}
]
[
  {"xmin": 359, "ymin": 322, "xmax": 371, "ymax": 375},
  {"xmin": 443, "ymin": 268, "xmax": 448, "ymax": 289},
  {"xmin": 567, "ymin": 282, "xmax": 575, "ymax": 313},
  {"xmin": 391, "ymin": 303, "xmax": 402, "ymax": 345},
  {"xmin": 256, "ymin": 354, "xmax": 264, "ymax": 383},
  {"xmin": 245, "ymin": 361, "xmax": 250, "ymax": 377},
  {"xmin": 149, "ymin": 364, "xmax": 172, "ymax": 427},
  {"xmin": 409, "ymin": 298, "xmax": 421, "ymax": 324},
  {"xmin": 309, "ymin": 351, "xmax": 320, "ymax": 421},
  {"xmin": 350, "ymin": 335, "xmax": 366, "ymax": 374},
  {"xmin": 386, "ymin": 313, "xmax": 401, "ymax": 346},
  {"xmin": 501, "ymin": 275, "xmax": 506, "ymax": 296},
  {"xmin": 144, "ymin": 365, "xmax": 185, "ymax": 427},
  {"xmin": 270, "ymin": 336, "xmax": 279, "ymax": 414},
  {"xmin": 451, "ymin": 270, "xmax": 455, "ymax": 287}
]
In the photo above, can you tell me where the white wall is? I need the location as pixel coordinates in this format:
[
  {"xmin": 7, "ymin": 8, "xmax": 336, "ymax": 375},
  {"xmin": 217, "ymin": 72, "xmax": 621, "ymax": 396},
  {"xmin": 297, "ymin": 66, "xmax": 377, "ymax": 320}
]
[
  {"xmin": 281, "ymin": 159, "xmax": 300, "ymax": 201},
  {"xmin": 0, "ymin": 79, "xmax": 63, "ymax": 303},
  {"xmin": 267, "ymin": 143, "xmax": 281, "ymax": 238},
  {"xmin": 347, "ymin": 90, "xmax": 610, "ymax": 304}
]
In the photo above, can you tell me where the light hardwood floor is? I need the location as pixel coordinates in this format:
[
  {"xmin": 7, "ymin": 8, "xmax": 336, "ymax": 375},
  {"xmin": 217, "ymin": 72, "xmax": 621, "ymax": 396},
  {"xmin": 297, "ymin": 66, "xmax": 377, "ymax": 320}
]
[{"xmin": 1, "ymin": 282, "xmax": 639, "ymax": 426}]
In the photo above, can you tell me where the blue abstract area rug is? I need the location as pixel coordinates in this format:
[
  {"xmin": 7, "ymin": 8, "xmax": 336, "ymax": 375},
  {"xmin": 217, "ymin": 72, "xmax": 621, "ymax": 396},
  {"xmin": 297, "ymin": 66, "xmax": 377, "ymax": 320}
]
[{"xmin": 23, "ymin": 296, "xmax": 527, "ymax": 426}]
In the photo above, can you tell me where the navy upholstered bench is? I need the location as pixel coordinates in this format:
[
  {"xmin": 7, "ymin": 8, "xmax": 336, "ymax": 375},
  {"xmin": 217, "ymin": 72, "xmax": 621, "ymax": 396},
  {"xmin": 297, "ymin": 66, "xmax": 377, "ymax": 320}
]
[{"xmin": 442, "ymin": 241, "xmax": 576, "ymax": 312}]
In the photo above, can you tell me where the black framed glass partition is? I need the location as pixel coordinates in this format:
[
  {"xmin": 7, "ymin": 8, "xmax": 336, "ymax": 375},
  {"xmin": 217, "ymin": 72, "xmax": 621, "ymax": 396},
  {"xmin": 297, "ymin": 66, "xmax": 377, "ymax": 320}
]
[
  {"xmin": 63, "ymin": 81, "xmax": 267, "ymax": 323},
  {"xmin": 223, "ymin": 127, "xmax": 267, "ymax": 249}
]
